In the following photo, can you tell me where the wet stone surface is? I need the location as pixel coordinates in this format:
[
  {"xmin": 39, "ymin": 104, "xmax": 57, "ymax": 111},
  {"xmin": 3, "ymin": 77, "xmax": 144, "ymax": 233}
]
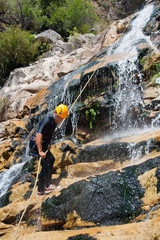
[
  {"xmin": 42, "ymin": 156, "xmax": 160, "ymax": 228},
  {"xmin": 67, "ymin": 234, "xmax": 97, "ymax": 240}
]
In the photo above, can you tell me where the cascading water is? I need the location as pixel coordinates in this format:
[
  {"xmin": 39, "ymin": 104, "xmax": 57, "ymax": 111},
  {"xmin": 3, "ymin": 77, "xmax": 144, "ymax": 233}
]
[
  {"xmin": 127, "ymin": 139, "xmax": 153, "ymax": 165},
  {"xmin": 111, "ymin": 56, "xmax": 145, "ymax": 130},
  {"xmin": 109, "ymin": 4, "xmax": 155, "ymax": 131},
  {"xmin": 108, "ymin": 4, "xmax": 155, "ymax": 55},
  {"xmin": 0, "ymin": 142, "xmax": 30, "ymax": 202},
  {"xmin": 40, "ymin": 3, "xmax": 156, "ymax": 137},
  {"xmin": 0, "ymin": 163, "xmax": 23, "ymax": 199}
]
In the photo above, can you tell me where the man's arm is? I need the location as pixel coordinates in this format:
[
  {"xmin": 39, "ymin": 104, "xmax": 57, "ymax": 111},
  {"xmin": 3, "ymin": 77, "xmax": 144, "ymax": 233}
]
[{"xmin": 36, "ymin": 133, "xmax": 46, "ymax": 158}]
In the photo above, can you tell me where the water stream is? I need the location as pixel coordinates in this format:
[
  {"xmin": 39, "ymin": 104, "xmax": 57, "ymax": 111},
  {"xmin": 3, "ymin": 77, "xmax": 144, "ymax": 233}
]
[
  {"xmin": 111, "ymin": 56, "xmax": 145, "ymax": 130},
  {"xmin": 108, "ymin": 4, "xmax": 155, "ymax": 55},
  {"xmin": 0, "ymin": 163, "xmax": 23, "ymax": 199},
  {"xmin": 109, "ymin": 4, "xmax": 155, "ymax": 131},
  {"xmin": 0, "ymin": 141, "xmax": 30, "ymax": 200}
]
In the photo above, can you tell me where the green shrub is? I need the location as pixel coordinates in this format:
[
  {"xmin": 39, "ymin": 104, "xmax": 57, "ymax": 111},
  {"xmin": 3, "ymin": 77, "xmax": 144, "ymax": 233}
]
[
  {"xmin": 0, "ymin": 0, "xmax": 6, "ymax": 13},
  {"xmin": 66, "ymin": 0, "xmax": 97, "ymax": 33},
  {"xmin": 46, "ymin": 0, "xmax": 98, "ymax": 39},
  {"xmin": 85, "ymin": 103, "xmax": 100, "ymax": 129},
  {"xmin": 0, "ymin": 26, "xmax": 40, "ymax": 81},
  {"xmin": 46, "ymin": 3, "xmax": 68, "ymax": 39},
  {"xmin": 6, "ymin": 0, "xmax": 43, "ymax": 31},
  {"xmin": 3, "ymin": 0, "xmax": 99, "ymax": 39}
]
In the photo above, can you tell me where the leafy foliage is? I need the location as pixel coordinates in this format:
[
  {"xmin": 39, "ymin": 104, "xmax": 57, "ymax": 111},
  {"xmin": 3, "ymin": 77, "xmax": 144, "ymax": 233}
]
[
  {"xmin": 0, "ymin": 26, "xmax": 40, "ymax": 82},
  {"xmin": 4, "ymin": 0, "xmax": 98, "ymax": 38},
  {"xmin": 5, "ymin": 0, "xmax": 43, "ymax": 31},
  {"xmin": 0, "ymin": 0, "xmax": 6, "ymax": 13},
  {"xmin": 43, "ymin": 0, "xmax": 98, "ymax": 39},
  {"xmin": 86, "ymin": 103, "xmax": 100, "ymax": 129}
]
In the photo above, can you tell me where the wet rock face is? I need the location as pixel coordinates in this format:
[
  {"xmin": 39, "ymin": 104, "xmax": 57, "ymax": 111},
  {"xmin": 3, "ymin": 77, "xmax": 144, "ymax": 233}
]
[
  {"xmin": 144, "ymin": 5, "xmax": 160, "ymax": 34},
  {"xmin": 75, "ymin": 142, "xmax": 130, "ymax": 163},
  {"xmin": 42, "ymin": 157, "xmax": 160, "ymax": 228},
  {"xmin": 42, "ymin": 169, "xmax": 143, "ymax": 227},
  {"xmin": 120, "ymin": 0, "xmax": 146, "ymax": 16},
  {"xmin": 74, "ymin": 138, "xmax": 160, "ymax": 164},
  {"xmin": 156, "ymin": 167, "xmax": 160, "ymax": 193},
  {"xmin": 67, "ymin": 234, "xmax": 97, "ymax": 240},
  {"xmin": 143, "ymin": 5, "xmax": 160, "ymax": 49}
]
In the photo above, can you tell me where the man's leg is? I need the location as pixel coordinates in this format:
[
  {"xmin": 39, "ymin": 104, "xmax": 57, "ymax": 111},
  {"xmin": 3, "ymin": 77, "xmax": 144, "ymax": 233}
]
[
  {"xmin": 37, "ymin": 159, "xmax": 46, "ymax": 193},
  {"xmin": 45, "ymin": 151, "xmax": 55, "ymax": 188}
]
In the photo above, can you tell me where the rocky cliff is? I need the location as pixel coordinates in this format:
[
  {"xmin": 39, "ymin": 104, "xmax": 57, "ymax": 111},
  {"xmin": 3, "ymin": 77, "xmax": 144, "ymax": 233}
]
[{"xmin": 0, "ymin": 1, "xmax": 160, "ymax": 240}]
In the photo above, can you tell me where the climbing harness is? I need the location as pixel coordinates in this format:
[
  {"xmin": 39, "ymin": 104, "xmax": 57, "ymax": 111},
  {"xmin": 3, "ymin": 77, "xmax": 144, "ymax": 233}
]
[{"xmin": 12, "ymin": 47, "xmax": 112, "ymax": 240}]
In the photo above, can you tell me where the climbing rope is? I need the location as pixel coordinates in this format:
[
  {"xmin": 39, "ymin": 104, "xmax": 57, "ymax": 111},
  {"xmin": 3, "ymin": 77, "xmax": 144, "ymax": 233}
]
[
  {"xmin": 12, "ymin": 50, "xmax": 110, "ymax": 240},
  {"xmin": 12, "ymin": 156, "xmax": 42, "ymax": 240}
]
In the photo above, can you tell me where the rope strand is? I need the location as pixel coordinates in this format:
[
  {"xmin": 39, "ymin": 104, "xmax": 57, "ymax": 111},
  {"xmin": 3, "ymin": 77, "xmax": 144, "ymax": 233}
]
[{"xmin": 12, "ymin": 156, "xmax": 42, "ymax": 240}]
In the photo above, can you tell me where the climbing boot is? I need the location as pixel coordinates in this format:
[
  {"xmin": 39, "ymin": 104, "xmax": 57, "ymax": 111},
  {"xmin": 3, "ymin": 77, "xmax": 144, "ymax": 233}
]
[{"xmin": 45, "ymin": 184, "xmax": 60, "ymax": 194}]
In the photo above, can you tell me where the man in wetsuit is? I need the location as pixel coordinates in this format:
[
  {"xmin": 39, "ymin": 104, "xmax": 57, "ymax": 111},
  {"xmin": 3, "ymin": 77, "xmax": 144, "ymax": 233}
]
[{"xmin": 29, "ymin": 104, "xmax": 69, "ymax": 196}]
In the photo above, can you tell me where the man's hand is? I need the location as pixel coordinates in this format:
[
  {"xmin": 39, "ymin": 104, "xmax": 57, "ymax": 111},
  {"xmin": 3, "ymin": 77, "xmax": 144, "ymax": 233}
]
[{"xmin": 39, "ymin": 151, "xmax": 46, "ymax": 158}]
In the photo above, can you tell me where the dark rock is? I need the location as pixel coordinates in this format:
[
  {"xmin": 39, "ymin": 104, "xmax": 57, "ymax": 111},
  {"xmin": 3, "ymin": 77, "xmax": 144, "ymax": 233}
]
[
  {"xmin": 42, "ymin": 157, "xmax": 160, "ymax": 228},
  {"xmin": 155, "ymin": 166, "xmax": 160, "ymax": 193},
  {"xmin": 75, "ymin": 142, "xmax": 130, "ymax": 163},
  {"xmin": 0, "ymin": 191, "xmax": 12, "ymax": 208},
  {"xmin": 67, "ymin": 234, "xmax": 97, "ymax": 240},
  {"xmin": 23, "ymin": 190, "xmax": 32, "ymax": 200},
  {"xmin": 74, "ymin": 138, "xmax": 159, "ymax": 164}
]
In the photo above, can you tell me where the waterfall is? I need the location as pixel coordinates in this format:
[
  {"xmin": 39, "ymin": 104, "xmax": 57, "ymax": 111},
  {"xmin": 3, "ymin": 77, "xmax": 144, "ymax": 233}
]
[
  {"xmin": 0, "ymin": 139, "xmax": 30, "ymax": 201},
  {"xmin": 108, "ymin": 4, "xmax": 155, "ymax": 55},
  {"xmin": 128, "ymin": 139, "xmax": 153, "ymax": 165},
  {"xmin": 109, "ymin": 4, "xmax": 155, "ymax": 131},
  {"xmin": 0, "ymin": 163, "xmax": 23, "ymax": 199},
  {"xmin": 112, "ymin": 56, "xmax": 145, "ymax": 130}
]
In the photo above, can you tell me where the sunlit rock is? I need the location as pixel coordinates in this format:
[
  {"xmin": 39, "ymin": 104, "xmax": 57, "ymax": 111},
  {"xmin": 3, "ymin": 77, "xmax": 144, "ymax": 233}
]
[
  {"xmin": 35, "ymin": 29, "xmax": 63, "ymax": 44},
  {"xmin": 50, "ymin": 140, "xmax": 78, "ymax": 171},
  {"xmin": 41, "ymin": 157, "xmax": 160, "ymax": 229}
]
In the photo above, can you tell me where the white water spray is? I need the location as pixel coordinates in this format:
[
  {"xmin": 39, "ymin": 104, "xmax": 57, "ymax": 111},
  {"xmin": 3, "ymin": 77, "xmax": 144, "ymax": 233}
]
[
  {"xmin": 0, "ymin": 140, "xmax": 30, "ymax": 200},
  {"xmin": 110, "ymin": 4, "xmax": 155, "ymax": 130},
  {"xmin": 109, "ymin": 4, "xmax": 155, "ymax": 55},
  {"xmin": 127, "ymin": 139, "xmax": 153, "ymax": 165},
  {"xmin": 0, "ymin": 163, "xmax": 23, "ymax": 199}
]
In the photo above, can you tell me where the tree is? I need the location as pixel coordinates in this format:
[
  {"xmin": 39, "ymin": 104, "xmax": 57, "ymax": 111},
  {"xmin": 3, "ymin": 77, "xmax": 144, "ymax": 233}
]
[
  {"xmin": 0, "ymin": 26, "xmax": 40, "ymax": 85},
  {"xmin": 39, "ymin": 0, "xmax": 66, "ymax": 12},
  {"xmin": 46, "ymin": 0, "xmax": 97, "ymax": 39},
  {"xmin": 67, "ymin": 0, "xmax": 96, "ymax": 33},
  {"xmin": 5, "ymin": 0, "xmax": 42, "ymax": 31}
]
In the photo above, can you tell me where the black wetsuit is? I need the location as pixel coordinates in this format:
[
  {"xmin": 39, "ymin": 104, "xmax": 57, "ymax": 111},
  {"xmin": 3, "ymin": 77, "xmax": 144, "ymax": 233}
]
[{"xmin": 29, "ymin": 114, "xmax": 57, "ymax": 192}]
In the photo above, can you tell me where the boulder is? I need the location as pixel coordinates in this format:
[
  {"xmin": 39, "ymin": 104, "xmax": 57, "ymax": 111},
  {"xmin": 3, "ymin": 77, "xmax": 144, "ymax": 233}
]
[
  {"xmin": 100, "ymin": 16, "xmax": 132, "ymax": 49},
  {"xmin": 35, "ymin": 29, "xmax": 63, "ymax": 44},
  {"xmin": 50, "ymin": 140, "xmax": 78, "ymax": 171},
  {"xmin": 41, "ymin": 157, "xmax": 160, "ymax": 229}
]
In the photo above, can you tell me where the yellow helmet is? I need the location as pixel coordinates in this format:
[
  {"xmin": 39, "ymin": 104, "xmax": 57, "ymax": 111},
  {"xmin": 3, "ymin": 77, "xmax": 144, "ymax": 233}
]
[{"xmin": 56, "ymin": 104, "xmax": 68, "ymax": 119}]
